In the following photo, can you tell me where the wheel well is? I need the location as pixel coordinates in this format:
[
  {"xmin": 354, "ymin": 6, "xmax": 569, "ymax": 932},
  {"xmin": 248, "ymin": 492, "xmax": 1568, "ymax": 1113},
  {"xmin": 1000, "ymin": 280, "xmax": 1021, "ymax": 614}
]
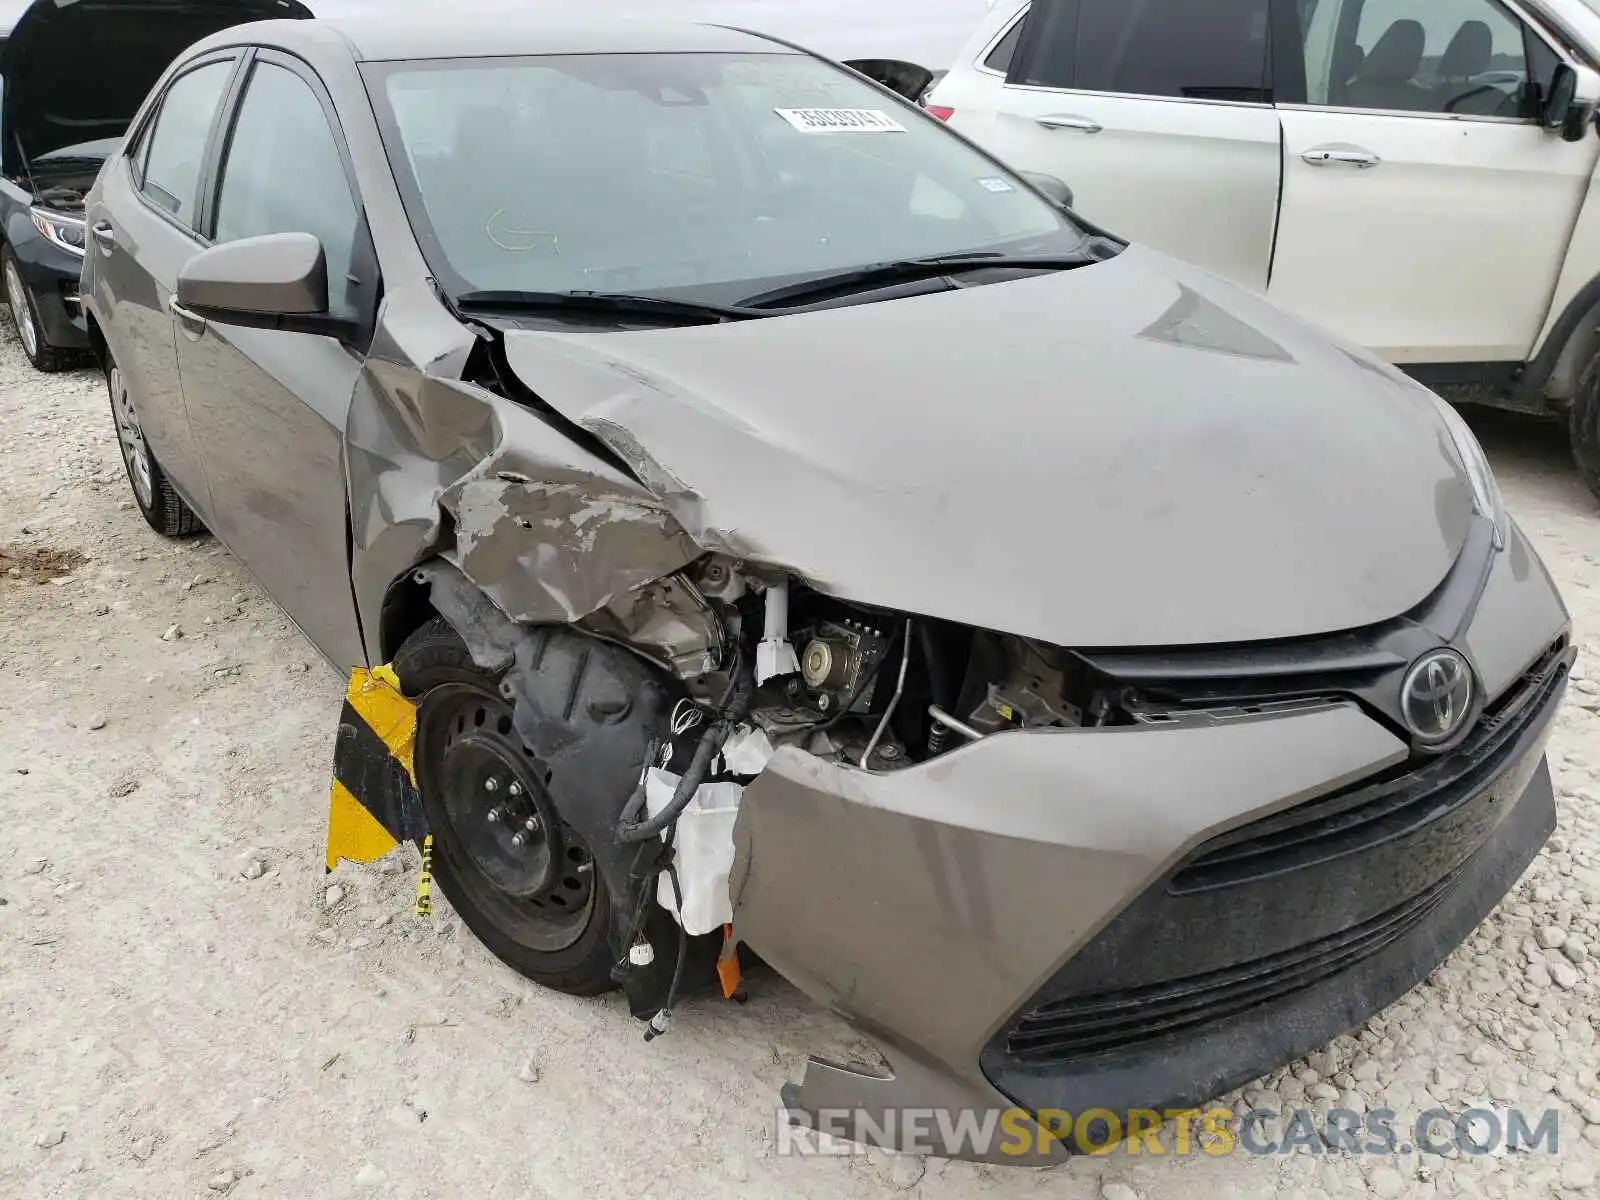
[
  {"xmin": 84, "ymin": 311, "xmax": 108, "ymax": 371},
  {"xmin": 379, "ymin": 570, "xmax": 440, "ymax": 664}
]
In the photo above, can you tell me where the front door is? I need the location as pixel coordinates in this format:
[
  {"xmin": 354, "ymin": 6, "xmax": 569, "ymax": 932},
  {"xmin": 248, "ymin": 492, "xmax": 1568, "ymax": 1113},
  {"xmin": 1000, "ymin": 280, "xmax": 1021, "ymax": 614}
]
[
  {"xmin": 174, "ymin": 51, "xmax": 375, "ymax": 669},
  {"xmin": 1269, "ymin": 0, "xmax": 1600, "ymax": 363},
  {"xmin": 989, "ymin": 0, "xmax": 1283, "ymax": 289},
  {"xmin": 88, "ymin": 54, "xmax": 240, "ymax": 515}
]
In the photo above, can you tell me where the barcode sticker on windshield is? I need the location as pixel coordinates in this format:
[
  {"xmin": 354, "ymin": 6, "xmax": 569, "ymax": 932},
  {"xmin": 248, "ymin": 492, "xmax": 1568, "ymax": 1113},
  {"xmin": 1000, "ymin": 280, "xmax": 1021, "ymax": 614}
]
[{"xmin": 774, "ymin": 108, "xmax": 907, "ymax": 133}]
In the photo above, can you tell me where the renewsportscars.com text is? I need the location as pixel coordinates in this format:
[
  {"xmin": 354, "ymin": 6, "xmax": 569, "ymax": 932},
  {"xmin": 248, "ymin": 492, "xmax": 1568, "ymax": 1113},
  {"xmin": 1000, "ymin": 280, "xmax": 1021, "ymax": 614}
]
[{"xmin": 775, "ymin": 1105, "xmax": 1563, "ymax": 1158}]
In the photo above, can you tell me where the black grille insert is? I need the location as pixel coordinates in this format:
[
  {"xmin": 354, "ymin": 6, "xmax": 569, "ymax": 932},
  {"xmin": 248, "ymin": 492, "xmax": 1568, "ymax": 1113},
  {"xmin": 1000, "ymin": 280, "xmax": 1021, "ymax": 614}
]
[{"xmin": 1005, "ymin": 864, "xmax": 1460, "ymax": 1065}]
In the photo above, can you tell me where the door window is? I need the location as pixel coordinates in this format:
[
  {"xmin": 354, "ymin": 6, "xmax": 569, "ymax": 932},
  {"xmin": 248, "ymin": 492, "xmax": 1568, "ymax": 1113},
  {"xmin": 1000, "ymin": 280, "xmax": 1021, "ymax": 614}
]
[
  {"xmin": 140, "ymin": 60, "xmax": 235, "ymax": 226},
  {"xmin": 1009, "ymin": 0, "xmax": 1272, "ymax": 103},
  {"xmin": 213, "ymin": 61, "xmax": 361, "ymax": 315},
  {"xmin": 1300, "ymin": 0, "xmax": 1543, "ymax": 116}
]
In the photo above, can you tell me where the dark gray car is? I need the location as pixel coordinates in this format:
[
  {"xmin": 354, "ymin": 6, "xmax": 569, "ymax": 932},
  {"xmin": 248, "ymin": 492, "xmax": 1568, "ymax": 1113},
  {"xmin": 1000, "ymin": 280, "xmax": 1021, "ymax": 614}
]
[{"xmin": 83, "ymin": 12, "xmax": 1572, "ymax": 1162}]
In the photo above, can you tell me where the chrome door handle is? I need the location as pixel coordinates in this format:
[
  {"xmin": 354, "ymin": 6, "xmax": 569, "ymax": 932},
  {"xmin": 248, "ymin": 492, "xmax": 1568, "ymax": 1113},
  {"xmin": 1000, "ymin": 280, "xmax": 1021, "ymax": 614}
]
[
  {"xmin": 91, "ymin": 221, "xmax": 116, "ymax": 250},
  {"xmin": 168, "ymin": 296, "xmax": 208, "ymax": 339},
  {"xmin": 1302, "ymin": 146, "xmax": 1381, "ymax": 168},
  {"xmin": 1037, "ymin": 114, "xmax": 1103, "ymax": 134}
]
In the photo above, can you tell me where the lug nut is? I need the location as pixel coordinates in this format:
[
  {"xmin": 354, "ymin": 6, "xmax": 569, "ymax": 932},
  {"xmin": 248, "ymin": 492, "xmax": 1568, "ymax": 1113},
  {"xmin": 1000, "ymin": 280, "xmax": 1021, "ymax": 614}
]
[
  {"xmin": 486, "ymin": 807, "xmax": 503, "ymax": 824},
  {"xmin": 484, "ymin": 777, "xmax": 499, "ymax": 793},
  {"xmin": 511, "ymin": 832, "xmax": 526, "ymax": 847},
  {"xmin": 524, "ymin": 816, "xmax": 539, "ymax": 832},
  {"xmin": 509, "ymin": 781, "xmax": 523, "ymax": 797}
]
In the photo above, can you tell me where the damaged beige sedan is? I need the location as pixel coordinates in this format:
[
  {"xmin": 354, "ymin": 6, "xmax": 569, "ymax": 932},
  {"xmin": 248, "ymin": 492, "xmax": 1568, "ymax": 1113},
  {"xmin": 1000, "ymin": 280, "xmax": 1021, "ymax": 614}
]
[{"xmin": 85, "ymin": 12, "xmax": 1573, "ymax": 1162}]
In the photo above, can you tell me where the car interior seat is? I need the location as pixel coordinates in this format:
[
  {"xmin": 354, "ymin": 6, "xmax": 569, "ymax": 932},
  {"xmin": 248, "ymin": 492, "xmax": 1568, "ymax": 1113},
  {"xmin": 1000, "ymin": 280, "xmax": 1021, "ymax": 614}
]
[
  {"xmin": 1434, "ymin": 20, "xmax": 1516, "ymax": 115},
  {"xmin": 1346, "ymin": 19, "xmax": 1429, "ymax": 111}
]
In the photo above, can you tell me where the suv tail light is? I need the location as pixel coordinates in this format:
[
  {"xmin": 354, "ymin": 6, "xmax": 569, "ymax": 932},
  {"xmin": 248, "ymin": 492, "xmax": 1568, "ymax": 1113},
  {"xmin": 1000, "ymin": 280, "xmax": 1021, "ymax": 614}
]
[{"xmin": 925, "ymin": 104, "xmax": 955, "ymax": 122}]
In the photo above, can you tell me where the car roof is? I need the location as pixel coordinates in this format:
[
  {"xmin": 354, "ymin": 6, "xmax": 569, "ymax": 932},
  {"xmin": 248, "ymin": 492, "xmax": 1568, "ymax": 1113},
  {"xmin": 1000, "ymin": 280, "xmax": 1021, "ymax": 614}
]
[{"xmin": 267, "ymin": 14, "xmax": 799, "ymax": 62}]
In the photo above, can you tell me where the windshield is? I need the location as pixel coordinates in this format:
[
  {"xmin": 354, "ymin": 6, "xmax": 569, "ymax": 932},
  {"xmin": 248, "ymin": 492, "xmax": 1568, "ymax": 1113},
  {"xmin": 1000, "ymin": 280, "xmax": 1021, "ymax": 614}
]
[{"xmin": 364, "ymin": 51, "xmax": 1082, "ymax": 304}]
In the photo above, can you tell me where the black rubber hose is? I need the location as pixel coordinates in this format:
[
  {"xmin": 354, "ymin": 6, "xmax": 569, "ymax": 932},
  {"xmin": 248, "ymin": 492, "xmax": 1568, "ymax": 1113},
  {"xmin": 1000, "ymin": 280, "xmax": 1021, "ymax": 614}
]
[
  {"xmin": 918, "ymin": 621, "xmax": 951, "ymax": 710},
  {"xmin": 616, "ymin": 655, "xmax": 755, "ymax": 844},
  {"xmin": 643, "ymin": 863, "xmax": 691, "ymax": 1042},
  {"xmin": 616, "ymin": 647, "xmax": 745, "ymax": 833}
]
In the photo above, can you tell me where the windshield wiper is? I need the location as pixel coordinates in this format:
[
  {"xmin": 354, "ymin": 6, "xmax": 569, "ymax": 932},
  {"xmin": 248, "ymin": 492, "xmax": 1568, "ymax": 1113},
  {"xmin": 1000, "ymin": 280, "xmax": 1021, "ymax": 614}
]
[
  {"xmin": 453, "ymin": 289, "xmax": 761, "ymax": 325},
  {"xmin": 736, "ymin": 253, "xmax": 1098, "ymax": 310}
]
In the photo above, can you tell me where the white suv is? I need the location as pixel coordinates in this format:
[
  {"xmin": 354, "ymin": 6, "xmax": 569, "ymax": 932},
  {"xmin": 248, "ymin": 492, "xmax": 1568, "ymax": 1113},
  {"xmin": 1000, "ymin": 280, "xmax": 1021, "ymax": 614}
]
[{"xmin": 927, "ymin": 0, "xmax": 1600, "ymax": 499}]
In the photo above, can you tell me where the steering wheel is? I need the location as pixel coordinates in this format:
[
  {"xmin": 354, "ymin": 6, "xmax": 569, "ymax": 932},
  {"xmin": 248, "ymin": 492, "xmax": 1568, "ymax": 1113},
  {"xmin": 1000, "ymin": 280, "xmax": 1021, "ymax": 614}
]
[{"xmin": 1443, "ymin": 83, "xmax": 1514, "ymax": 114}]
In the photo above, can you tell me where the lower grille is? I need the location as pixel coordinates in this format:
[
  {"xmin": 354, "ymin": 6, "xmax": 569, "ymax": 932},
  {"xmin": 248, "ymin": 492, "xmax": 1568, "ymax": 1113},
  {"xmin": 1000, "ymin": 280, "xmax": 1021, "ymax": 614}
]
[
  {"xmin": 1171, "ymin": 641, "xmax": 1570, "ymax": 893},
  {"xmin": 994, "ymin": 640, "xmax": 1568, "ymax": 1069},
  {"xmin": 1006, "ymin": 866, "xmax": 1459, "ymax": 1064}
]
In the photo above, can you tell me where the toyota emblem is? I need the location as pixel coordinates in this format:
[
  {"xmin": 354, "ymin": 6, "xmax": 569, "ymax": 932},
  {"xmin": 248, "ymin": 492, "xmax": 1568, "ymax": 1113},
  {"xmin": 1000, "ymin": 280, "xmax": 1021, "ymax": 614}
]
[{"xmin": 1400, "ymin": 649, "xmax": 1475, "ymax": 745}]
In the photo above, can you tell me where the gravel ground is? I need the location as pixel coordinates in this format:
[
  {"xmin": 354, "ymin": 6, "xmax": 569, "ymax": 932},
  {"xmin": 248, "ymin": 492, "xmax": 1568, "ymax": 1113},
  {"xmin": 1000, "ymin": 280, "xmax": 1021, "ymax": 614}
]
[{"xmin": 1, "ymin": 322, "xmax": 1598, "ymax": 1200}]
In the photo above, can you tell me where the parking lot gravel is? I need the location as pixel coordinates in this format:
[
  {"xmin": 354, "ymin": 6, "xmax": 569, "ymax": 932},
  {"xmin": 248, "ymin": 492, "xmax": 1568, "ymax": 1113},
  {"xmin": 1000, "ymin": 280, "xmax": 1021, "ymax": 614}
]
[{"xmin": 2, "ymin": 323, "xmax": 1599, "ymax": 1200}]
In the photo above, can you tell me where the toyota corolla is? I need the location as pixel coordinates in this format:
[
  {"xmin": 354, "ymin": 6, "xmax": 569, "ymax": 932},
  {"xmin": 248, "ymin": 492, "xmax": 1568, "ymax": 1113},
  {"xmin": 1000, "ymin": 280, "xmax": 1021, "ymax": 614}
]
[{"xmin": 82, "ymin": 11, "xmax": 1571, "ymax": 1161}]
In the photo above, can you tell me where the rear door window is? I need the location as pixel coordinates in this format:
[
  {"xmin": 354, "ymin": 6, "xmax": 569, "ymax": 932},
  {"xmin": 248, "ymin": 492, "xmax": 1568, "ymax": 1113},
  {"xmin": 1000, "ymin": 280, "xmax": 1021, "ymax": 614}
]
[
  {"xmin": 140, "ymin": 60, "xmax": 235, "ymax": 227},
  {"xmin": 1009, "ymin": 0, "xmax": 1273, "ymax": 102}
]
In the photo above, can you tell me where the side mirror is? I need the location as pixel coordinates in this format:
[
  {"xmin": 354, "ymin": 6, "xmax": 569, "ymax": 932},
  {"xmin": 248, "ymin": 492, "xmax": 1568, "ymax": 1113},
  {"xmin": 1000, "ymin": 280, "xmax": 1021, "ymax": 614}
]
[
  {"xmin": 177, "ymin": 231, "xmax": 343, "ymax": 335},
  {"xmin": 1542, "ymin": 63, "xmax": 1600, "ymax": 142},
  {"xmin": 1020, "ymin": 170, "xmax": 1074, "ymax": 209}
]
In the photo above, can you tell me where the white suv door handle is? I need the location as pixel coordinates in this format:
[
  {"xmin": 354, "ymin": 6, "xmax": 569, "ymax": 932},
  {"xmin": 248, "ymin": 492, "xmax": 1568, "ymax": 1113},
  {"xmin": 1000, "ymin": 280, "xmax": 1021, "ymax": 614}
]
[
  {"xmin": 1037, "ymin": 114, "xmax": 1103, "ymax": 134},
  {"xmin": 1302, "ymin": 145, "xmax": 1381, "ymax": 169}
]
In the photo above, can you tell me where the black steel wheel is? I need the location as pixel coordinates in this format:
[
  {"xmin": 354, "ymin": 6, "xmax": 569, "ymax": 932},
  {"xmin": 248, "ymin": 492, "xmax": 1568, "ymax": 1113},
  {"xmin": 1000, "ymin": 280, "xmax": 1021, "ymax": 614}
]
[{"xmin": 396, "ymin": 618, "xmax": 617, "ymax": 994}]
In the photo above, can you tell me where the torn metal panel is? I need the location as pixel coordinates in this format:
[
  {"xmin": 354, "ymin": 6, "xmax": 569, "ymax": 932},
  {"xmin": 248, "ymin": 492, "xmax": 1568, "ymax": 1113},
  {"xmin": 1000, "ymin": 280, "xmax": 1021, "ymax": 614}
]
[
  {"xmin": 583, "ymin": 573, "xmax": 726, "ymax": 678},
  {"xmin": 440, "ymin": 453, "xmax": 701, "ymax": 627},
  {"xmin": 346, "ymin": 314, "xmax": 699, "ymax": 657}
]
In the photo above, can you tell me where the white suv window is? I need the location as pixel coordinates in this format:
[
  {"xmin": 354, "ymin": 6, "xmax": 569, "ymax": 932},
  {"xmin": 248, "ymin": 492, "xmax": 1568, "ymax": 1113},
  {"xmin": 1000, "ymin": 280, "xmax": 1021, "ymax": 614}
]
[
  {"xmin": 1300, "ymin": 0, "xmax": 1542, "ymax": 116},
  {"xmin": 1009, "ymin": 0, "xmax": 1271, "ymax": 103},
  {"xmin": 981, "ymin": 11, "xmax": 1027, "ymax": 74}
]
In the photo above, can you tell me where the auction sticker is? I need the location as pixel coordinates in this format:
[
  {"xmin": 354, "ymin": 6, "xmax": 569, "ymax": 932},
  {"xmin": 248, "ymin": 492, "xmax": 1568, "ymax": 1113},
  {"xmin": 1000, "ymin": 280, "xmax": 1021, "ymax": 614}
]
[{"xmin": 775, "ymin": 108, "xmax": 907, "ymax": 133}]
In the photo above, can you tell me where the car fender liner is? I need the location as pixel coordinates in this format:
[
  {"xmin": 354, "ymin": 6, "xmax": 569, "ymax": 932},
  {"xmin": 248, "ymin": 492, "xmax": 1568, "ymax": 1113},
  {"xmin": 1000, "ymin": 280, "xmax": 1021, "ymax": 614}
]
[{"xmin": 411, "ymin": 561, "xmax": 685, "ymax": 999}]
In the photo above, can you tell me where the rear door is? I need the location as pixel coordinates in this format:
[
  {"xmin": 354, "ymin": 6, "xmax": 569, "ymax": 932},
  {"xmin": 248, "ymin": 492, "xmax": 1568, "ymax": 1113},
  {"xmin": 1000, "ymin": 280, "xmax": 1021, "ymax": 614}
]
[
  {"xmin": 86, "ymin": 53, "xmax": 240, "ymax": 515},
  {"xmin": 1269, "ymin": 0, "xmax": 1600, "ymax": 364},
  {"xmin": 174, "ymin": 50, "xmax": 375, "ymax": 669},
  {"xmin": 979, "ymin": 0, "xmax": 1283, "ymax": 289}
]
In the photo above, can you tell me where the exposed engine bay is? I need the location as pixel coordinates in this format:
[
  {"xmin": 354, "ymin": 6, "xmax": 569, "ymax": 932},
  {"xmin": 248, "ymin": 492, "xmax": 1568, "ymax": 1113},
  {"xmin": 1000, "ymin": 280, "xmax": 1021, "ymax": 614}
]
[
  {"xmin": 606, "ymin": 553, "xmax": 1139, "ymax": 775},
  {"xmin": 30, "ymin": 183, "xmax": 90, "ymax": 213}
]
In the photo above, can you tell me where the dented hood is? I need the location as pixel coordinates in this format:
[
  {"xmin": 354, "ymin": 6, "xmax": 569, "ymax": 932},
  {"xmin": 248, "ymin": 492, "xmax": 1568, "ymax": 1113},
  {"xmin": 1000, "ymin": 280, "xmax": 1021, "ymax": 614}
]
[{"xmin": 500, "ymin": 246, "xmax": 1475, "ymax": 648}]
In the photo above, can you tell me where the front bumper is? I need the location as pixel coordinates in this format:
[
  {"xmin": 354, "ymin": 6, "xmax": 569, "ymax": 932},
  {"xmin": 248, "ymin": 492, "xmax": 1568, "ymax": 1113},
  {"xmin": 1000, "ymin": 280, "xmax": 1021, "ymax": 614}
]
[
  {"xmin": 13, "ymin": 231, "xmax": 89, "ymax": 349},
  {"xmin": 731, "ymin": 527, "xmax": 1570, "ymax": 1163}
]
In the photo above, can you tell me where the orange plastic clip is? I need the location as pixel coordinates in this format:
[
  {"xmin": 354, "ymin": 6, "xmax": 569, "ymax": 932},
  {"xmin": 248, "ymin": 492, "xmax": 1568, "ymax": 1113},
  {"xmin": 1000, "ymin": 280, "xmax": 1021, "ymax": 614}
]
[{"xmin": 717, "ymin": 923, "xmax": 742, "ymax": 999}]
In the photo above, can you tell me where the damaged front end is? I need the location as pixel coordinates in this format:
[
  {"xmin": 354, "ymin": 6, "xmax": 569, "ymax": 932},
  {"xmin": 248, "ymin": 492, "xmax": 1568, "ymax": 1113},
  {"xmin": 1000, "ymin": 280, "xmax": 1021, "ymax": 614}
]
[{"xmin": 327, "ymin": 274, "xmax": 1569, "ymax": 1162}]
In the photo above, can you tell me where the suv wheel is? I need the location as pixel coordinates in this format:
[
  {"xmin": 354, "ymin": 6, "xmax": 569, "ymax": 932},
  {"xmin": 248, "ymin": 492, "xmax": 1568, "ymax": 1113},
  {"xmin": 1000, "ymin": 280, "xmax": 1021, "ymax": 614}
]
[
  {"xmin": 3, "ymin": 246, "xmax": 75, "ymax": 372},
  {"xmin": 1572, "ymin": 353, "xmax": 1600, "ymax": 505}
]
